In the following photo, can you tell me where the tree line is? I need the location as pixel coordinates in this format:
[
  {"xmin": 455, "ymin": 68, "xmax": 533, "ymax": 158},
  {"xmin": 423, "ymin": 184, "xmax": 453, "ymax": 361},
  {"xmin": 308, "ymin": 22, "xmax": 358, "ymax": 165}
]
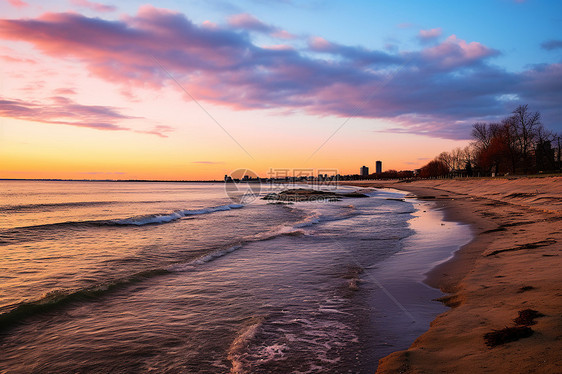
[{"xmin": 419, "ymin": 105, "xmax": 561, "ymax": 178}]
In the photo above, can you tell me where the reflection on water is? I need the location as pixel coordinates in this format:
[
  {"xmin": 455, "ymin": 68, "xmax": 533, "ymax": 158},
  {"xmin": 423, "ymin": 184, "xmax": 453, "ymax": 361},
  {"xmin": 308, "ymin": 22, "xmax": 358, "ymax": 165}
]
[{"xmin": 0, "ymin": 181, "xmax": 468, "ymax": 373}]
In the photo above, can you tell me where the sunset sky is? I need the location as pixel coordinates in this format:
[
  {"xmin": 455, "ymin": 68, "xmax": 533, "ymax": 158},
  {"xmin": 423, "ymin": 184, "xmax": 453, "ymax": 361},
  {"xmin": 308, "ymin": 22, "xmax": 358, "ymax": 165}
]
[{"xmin": 1, "ymin": 0, "xmax": 561, "ymax": 180}]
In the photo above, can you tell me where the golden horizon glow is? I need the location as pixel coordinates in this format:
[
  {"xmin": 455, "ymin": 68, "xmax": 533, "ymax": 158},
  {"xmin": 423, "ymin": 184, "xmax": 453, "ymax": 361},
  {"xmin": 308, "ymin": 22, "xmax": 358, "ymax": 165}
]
[{"xmin": 1, "ymin": 114, "xmax": 469, "ymax": 180}]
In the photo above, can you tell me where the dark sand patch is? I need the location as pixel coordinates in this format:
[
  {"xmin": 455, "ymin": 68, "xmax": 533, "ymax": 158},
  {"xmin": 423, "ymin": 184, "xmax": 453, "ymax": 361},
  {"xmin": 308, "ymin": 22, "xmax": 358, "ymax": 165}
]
[{"xmin": 484, "ymin": 326, "xmax": 534, "ymax": 347}]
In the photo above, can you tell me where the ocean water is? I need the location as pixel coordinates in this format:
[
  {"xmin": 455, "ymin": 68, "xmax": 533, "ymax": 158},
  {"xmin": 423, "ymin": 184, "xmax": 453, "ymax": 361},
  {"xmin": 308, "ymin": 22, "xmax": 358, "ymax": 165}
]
[{"xmin": 0, "ymin": 180, "xmax": 469, "ymax": 373}]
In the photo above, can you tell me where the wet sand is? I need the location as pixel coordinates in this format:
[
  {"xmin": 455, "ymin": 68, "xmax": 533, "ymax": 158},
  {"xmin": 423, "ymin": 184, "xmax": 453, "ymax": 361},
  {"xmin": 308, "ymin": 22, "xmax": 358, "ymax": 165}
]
[
  {"xmin": 345, "ymin": 176, "xmax": 562, "ymax": 373},
  {"xmin": 359, "ymin": 196, "xmax": 471, "ymax": 369}
]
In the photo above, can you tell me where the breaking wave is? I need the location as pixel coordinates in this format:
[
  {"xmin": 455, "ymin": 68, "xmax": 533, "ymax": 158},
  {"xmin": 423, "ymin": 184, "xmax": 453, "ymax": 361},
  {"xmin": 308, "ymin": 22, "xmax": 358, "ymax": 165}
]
[
  {"xmin": 111, "ymin": 204, "xmax": 244, "ymax": 225},
  {"xmin": 8, "ymin": 204, "xmax": 244, "ymax": 229}
]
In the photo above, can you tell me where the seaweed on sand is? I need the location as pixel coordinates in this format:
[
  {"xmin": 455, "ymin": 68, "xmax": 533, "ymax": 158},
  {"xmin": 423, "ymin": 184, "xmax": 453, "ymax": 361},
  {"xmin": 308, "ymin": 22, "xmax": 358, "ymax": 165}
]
[
  {"xmin": 484, "ymin": 326, "xmax": 534, "ymax": 347},
  {"xmin": 513, "ymin": 309, "xmax": 545, "ymax": 326},
  {"xmin": 517, "ymin": 286, "xmax": 535, "ymax": 293}
]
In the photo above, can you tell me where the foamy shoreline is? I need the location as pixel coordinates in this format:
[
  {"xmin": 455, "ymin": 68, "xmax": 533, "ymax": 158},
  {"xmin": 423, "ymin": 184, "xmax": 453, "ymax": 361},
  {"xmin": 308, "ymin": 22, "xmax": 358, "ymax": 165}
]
[{"xmin": 344, "ymin": 176, "xmax": 562, "ymax": 373}]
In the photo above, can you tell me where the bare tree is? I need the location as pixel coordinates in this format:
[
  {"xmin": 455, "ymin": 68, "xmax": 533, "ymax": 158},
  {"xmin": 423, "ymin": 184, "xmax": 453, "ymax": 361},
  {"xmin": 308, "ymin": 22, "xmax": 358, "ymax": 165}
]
[
  {"xmin": 472, "ymin": 122, "xmax": 502, "ymax": 152},
  {"xmin": 462, "ymin": 145, "xmax": 475, "ymax": 165},
  {"xmin": 555, "ymin": 133, "xmax": 562, "ymax": 169},
  {"xmin": 437, "ymin": 151, "xmax": 453, "ymax": 172},
  {"xmin": 419, "ymin": 159, "xmax": 449, "ymax": 178},
  {"xmin": 535, "ymin": 125, "xmax": 554, "ymax": 144},
  {"xmin": 535, "ymin": 126, "xmax": 555, "ymax": 171},
  {"xmin": 451, "ymin": 147, "xmax": 465, "ymax": 170},
  {"xmin": 463, "ymin": 105, "xmax": 555, "ymax": 176},
  {"xmin": 501, "ymin": 117, "xmax": 520, "ymax": 173},
  {"xmin": 510, "ymin": 104, "xmax": 541, "ymax": 172},
  {"xmin": 472, "ymin": 122, "xmax": 490, "ymax": 149}
]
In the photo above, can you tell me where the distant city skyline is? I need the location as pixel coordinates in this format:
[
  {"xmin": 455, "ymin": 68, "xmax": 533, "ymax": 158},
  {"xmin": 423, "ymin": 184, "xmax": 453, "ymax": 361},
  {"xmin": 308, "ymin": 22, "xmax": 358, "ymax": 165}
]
[
  {"xmin": 375, "ymin": 161, "xmax": 381, "ymax": 174},
  {"xmin": 360, "ymin": 166, "xmax": 369, "ymax": 177},
  {"xmin": 1, "ymin": 1, "xmax": 561, "ymax": 180}
]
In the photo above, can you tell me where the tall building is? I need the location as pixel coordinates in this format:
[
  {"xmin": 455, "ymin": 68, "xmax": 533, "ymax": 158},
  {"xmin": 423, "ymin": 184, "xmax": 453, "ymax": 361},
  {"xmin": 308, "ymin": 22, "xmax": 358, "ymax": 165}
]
[
  {"xmin": 376, "ymin": 160, "xmax": 382, "ymax": 174},
  {"xmin": 360, "ymin": 165, "xmax": 369, "ymax": 177}
]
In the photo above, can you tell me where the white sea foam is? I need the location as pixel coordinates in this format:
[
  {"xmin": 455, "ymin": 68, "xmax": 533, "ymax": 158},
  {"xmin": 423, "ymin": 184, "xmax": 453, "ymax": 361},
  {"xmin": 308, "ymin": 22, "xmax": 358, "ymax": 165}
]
[
  {"xmin": 293, "ymin": 213, "xmax": 320, "ymax": 228},
  {"xmin": 317, "ymin": 308, "xmax": 353, "ymax": 315},
  {"xmin": 256, "ymin": 343, "xmax": 287, "ymax": 361},
  {"xmin": 228, "ymin": 317, "xmax": 265, "ymax": 374},
  {"xmin": 169, "ymin": 220, "xmax": 311, "ymax": 272},
  {"xmin": 230, "ymin": 303, "xmax": 358, "ymax": 373},
  {"xmin": 169, "ymin": 244, "xmax": 244, "ymax": 272},
  {"xmin": 169, "ymin": 221, "xmax": 310, "ymax": 272},
  {"xmin": 192, "ymin": 244, "xmax": 243, "ymax": 265},
  {"xmin": 111, "ymin": 204, "xmax": 244, "ymax": 226},
  {"xmin": 179, "ymin": 204, "xmax": 243, "ymax": 216}
]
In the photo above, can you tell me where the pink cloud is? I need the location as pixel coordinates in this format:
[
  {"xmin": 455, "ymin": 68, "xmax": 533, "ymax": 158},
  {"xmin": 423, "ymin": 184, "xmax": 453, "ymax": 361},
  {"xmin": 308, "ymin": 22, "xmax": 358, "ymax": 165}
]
[
  {"xmin": 0, "ymin": 96, "xmax": 170, "ymax": 137},
  {"xmin": 418, "ymin": 27, "xmax": 442, "ymax": 41},
  {"xmin": 0, "ymin": 96, "xmax": 128, "ymax": 131},
  {"xmin": 228, "ymin": 13, "xmax": 273, "ymax": 32},
  {"xmin": 70, "ymin": 0, "xmax": 116, "ymax": 13},
  {"xmin": 0, "ymin": 7, "xmax": 559, "ymax": 139},
  {"xmin": 201, "ymin": 20, "xmax": 218, "ymax": 29},
  {"xmin": 7, "ymin": 0, "xmax": 28, "ymax": 8},
  {"xmin": 422, "ymin": 35, "xmax": 499, "ymax": 69},
  {"xmin": 308, "ymin": 36, "xmax": 333, "ymax": 51},
  {"xmin": 136, "ymin": 124, "xmax": 174, "ymax": 138},
  {"xmin": 0, "ymin": 55, "xmax": 35, "ymax": 63},
  {"xmin": 228, "ymin": 13, "xmax": 296, "ymax": 41},
  {"xmin": 53, "ymin": 87, "xmax": 77, "ymax": 95},
  {"xmin": 262, "ymin": 44, "xmax": 294, "ymax": 51},
  {"xmin": 272, "ymin": 30, "xmax": 296, "ymax": 40}
]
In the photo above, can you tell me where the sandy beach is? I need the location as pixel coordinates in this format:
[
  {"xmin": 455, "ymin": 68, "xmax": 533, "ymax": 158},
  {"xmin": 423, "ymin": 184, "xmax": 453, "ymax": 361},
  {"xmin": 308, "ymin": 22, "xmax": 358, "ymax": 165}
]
[{"xmin": 345, "ymin": 176, "xmax": 562, "ymax": 373}]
